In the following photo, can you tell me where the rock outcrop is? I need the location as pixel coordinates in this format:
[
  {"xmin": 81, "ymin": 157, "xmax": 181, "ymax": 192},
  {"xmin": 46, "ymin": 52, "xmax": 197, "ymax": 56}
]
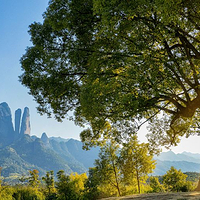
[
  {"xmin": 15, "ymin": 108, "xmax": 21, "ymax": 135},
  {"xmin": 0, "ymin": 103, "xmax": 32, "ymax": 146},
  {"xmin": 20, "ymin": 107, "xmax": 31, "ymax": 136},
  {"xmin": 41, "ymin": 132, "xmax": 50, "ymax": 148},
  {"xmin": 0, "ymin": 102, "xmax": 15, "ymax": 147}
]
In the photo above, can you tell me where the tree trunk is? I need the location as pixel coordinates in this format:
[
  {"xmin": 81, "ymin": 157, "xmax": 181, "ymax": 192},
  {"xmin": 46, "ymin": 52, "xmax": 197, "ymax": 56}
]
[
  {"xmin": 116, "ymin": 183, "xmax": 121, "ymax": 197},
  {"xmin": 111, "ymin": 159, "xmax": 121, "ymax": 196},
  {"xmin": 136, "ymin": 169, "xmax": 140, "ymax": 194}
]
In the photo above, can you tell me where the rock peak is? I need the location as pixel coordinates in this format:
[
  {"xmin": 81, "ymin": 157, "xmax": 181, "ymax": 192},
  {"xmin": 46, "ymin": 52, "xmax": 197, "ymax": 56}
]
[
  {"xmin": 15, "ymin": 108, "xmax": 22, "ymax": 135},
  {"xmin": 41, "ymin": 132, "xmax": 50, "ymax": 147},
  {"xmin": 0, "ymin": 102, "xmax": 8, "ymax": 107},
  {"xmin": 20, "ymin": 107, "xmax": 31, "ymax": 136},
  {"xmin": 0, "ymin": 102, "xmax": 14, "ymax": 147},
  {"xmin": 41, "ymin": 132, "xmax": 48, "ymax": 140},
  {"xmin": 0, "ymin": 102, "xmax": 12, "ymax": 118}
]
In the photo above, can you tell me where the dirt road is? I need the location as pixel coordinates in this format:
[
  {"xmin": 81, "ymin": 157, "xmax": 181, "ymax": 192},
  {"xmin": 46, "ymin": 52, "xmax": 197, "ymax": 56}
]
[{"xmin": 101, "ymin": 192, "xmax": 200, "ymax": 200}]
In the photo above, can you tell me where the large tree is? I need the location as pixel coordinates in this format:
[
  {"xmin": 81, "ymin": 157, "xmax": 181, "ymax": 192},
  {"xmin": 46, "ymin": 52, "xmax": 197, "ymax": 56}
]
[{"xmin": 20, "ymin": 0, "xmax": 200, "ymax": 147}]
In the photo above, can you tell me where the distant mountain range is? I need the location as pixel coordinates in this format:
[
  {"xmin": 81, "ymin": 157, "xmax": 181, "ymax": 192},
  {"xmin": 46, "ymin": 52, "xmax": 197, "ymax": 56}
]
[
  {"xmin": 0, "ymin": 132, "xmax": 100, "ymax": 177},
  {"xmin": 0, "ymin": 102, "xmax": 99, "ymax": 177},
  {"xmin": 0, "ymin": 102, "xmax": 200, "ymax": 177},
  {"xmin": 154, "ymin": 151, "xmax": 200, "ymax": 175}
]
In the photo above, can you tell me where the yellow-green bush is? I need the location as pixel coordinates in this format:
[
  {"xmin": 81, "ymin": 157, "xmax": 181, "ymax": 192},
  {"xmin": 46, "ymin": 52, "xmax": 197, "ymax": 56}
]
[
  {"xmin": 12, "ymin": 186, "xmax": 45, "ymax": 200},
  {"xmin": 0, "ymin": 186, "xmax": 15, "ymax": 200}
]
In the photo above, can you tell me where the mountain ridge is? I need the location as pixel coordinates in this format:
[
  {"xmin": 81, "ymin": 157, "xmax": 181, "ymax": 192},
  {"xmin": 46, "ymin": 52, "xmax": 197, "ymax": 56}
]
[
  {"xmin": 154, "ymin": 151, "xmax": 200, "ymax": 175},
  {"xmin": 0, "ymin": 102, "xmax": 99, "ymax": 177},
  {"xmin": 155, "ymin": 150, "xmax": 200, "ymax": 163},
  {"xmin": 0, "ymin": 102, "xmax": 200, "ymax": 177}
]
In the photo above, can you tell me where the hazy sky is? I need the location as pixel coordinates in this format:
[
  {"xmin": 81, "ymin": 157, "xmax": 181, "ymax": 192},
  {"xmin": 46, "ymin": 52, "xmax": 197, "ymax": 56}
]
[{"xmin": 1, "ymin": 1, "xmax": 200, "ymax": 153}]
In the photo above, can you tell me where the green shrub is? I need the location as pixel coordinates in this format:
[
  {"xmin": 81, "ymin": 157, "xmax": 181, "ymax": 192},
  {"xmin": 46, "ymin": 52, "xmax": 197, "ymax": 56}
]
[
  {"xmin": 0, "ymin": 186, "xmax": 15, "ymax": 200},
  {"xmin": 12, "ymin": 187, "xmax": 45, "ymax": 200},
  {"xmin": 163, "ymin": 167, "xmax": 188, "ymax": 192},
  {"xmin": 149, "ymin": 176, "xmax": 164, "ymax": 193},
  {"xmin": 179, "ymin": 181, "xmax": 196, "ymax": 192}
]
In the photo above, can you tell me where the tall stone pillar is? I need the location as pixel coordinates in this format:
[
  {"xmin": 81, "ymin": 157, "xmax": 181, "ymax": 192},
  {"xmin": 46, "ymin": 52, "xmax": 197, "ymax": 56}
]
[
  {"xmin": 20, "ymin": 107, "xmax": 31, "ymax": 136},
  {"xmin": 15, "ymin": 108, "xmax": 21, "ymax": 135}
]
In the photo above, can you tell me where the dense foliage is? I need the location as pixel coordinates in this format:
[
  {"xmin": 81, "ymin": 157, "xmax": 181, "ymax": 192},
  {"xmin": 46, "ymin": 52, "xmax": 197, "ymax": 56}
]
[
  {"xmin": 149, "ymin": 176, "xmax": 164, "ymax": 193},
  {"xmin": 0, "ymin": 165, "xmax": 197, "ymax": 199},
  {"xmin": 163, "ymin": 166, "xmax": 194, "ymax": 192},
  {"xmin": 120, "ymin": 136, "xmax": 155, "ymax": 193},
  {"xmin": 184, "ymin": 172, "xmax": 200, "ymax": 182},
  {"xmin": 0, "ymin": 145, "xmax": 197, "ymax": 198},
  {"xmin": 20, "ymin": 0, "xmax": 200, "ymax": 147},
  {"xmin": 90, "ymin": 136, "xmax": 156, "ymax": 196},
  {"xmin": 94, "ymin": 141, "xmax": 122, "ymax": 196}
]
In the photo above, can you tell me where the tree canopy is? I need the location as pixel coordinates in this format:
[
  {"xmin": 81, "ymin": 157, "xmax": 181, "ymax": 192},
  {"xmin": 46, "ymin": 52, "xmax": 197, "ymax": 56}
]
[
  {"xmin": 120, "ymin": 136, "xmax": 155, "ymax": 193},
  {"xmin": 163, "ymin": 166, "xmax": 188, "ymax": 192},
  {"xmin": 20, "ymin": 0, "xmax": 200, "ymax": 147},
  {"xmin": 94, "ymin": 141, "xmax": 122, "ymax": 196}
]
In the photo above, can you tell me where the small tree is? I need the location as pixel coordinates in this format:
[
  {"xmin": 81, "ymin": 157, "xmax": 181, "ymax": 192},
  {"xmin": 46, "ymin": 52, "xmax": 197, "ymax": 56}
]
[
  {"xmin": 149, "ymin": 176, "xmax": 164, "ymax": 193},
  {"xmin": 94, "ymin": 141, "xmax": 122, "ymax": 196},
  {"xmin": 84, "ymin": 167, "xmax": 100, "ymax": 200},
  {"xmin": 28, "ymin": 169, "xmax": 40, "ymax": 188},
  {"xmin": 56, "ymin": 170, "xmax": 79, "ymax": 200},
  {"xmin": 120, "ymin": 135, "xmax": 156, "ymax": 194},
  {"xmin": 42, "ymin": 170, "xmax": 56, "ymax": 197},
  {"xmin": 163, "ymin": 166, "xmax": 187, "ymax": 192},
  {"xmin": 69, "ymin": 172, "xmax": 87, "ymax": 197}
]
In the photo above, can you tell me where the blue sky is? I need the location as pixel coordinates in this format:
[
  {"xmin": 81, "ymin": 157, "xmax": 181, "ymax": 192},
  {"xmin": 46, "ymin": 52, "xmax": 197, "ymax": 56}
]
[
  {"xmin": 0, "ymin": 1, "xmax": 200, "ymax": 153},
  {"xmin": 0, "ymin": 0, "xmax": 83, "ymax": 140}
]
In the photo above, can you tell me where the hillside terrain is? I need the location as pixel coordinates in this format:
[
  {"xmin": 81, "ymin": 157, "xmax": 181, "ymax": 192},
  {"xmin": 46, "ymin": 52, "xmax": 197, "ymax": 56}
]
[
  {"xmin": 0, "ymin": 102, "xmax": 200, "ymax": 178},
  {"xmin": 0, "ymin": 133, "xmax": 100, "ymax": 177},
  {"xmin": 0, "ymin": 102, "xmax": 99, "ymax": 177}
]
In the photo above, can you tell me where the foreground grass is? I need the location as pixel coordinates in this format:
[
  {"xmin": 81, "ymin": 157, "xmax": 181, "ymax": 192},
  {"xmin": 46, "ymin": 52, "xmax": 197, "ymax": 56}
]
[{"xmin": 101, "ymin": 191, "xmax": 200, "ymax": 200}]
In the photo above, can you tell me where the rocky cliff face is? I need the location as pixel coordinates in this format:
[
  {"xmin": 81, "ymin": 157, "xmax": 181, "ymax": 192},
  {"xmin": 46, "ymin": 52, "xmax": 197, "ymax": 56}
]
[
  {"xmin": 15, "ymin": 108, "xmax": 21, "ymax": 136},
  {"xmin": 0, "ymin": 103, "xmax": 100, "ymax": 178},
  {"xmin": 0, "ymin": 103, "xmax": 32, "ymax": 148},
  {"xmin": 0, "ymin": 133, "xmax": 100, "ymax": 178},
  {"xmin": 0, "ymin": 102, "xmax": 15, "ymax": 147},
  {"xmin": 20, "ymin": 107, "xmax": 31, "ymax": 136}
]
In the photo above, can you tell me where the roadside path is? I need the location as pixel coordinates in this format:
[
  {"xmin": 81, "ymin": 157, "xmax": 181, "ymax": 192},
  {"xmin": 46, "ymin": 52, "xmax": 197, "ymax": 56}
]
[{"xmin": 101, "ymin": 192, "xmax": 200, "ymax": 200}]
